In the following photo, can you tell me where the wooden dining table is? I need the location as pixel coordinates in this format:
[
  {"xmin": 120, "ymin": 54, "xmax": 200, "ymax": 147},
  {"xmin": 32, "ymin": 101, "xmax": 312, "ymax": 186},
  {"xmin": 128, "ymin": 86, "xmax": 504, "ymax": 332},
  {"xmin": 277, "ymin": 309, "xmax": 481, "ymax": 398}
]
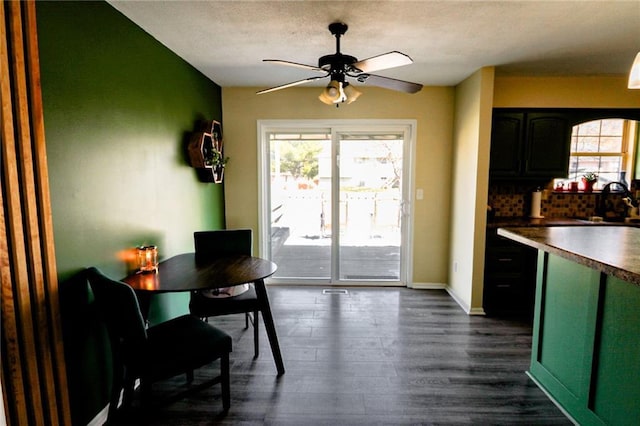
[{"xmin": 122, "ymin": 252, "xmax": 284, "ymax": 375}]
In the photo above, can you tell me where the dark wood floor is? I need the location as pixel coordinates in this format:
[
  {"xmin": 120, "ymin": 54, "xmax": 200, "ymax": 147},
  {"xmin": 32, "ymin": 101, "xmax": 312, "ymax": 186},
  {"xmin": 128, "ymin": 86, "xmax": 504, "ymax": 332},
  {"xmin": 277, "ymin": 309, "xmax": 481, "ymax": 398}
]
[{"xmin": 118, "ymin": 287, "xmax": 571, "ymax": 425}]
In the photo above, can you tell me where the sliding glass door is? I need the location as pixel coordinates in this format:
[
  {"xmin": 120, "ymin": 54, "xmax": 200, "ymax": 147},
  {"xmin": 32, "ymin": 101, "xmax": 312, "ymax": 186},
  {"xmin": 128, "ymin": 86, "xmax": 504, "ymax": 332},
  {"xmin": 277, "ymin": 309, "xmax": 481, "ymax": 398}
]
[{"xmin": 259, "ymin": 120, "xmax": 414, "ymax": 285}]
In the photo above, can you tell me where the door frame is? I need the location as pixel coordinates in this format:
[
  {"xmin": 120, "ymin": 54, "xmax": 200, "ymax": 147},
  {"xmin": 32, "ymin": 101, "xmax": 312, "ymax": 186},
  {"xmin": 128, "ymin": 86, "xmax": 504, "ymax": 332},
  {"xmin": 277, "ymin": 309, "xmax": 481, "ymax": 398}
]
[{"xmin": 257, "ymin": 119, "xmax": 417, "ymax": 286}]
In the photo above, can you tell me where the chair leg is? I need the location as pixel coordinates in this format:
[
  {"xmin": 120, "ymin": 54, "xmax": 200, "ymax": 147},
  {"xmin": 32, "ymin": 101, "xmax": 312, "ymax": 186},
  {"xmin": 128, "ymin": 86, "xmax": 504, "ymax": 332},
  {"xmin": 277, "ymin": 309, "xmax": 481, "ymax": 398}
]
[
  {"xmin": 141, "ymin": 380, "xmax": 152, "ymax": 408},
  {"xmin": 220, "ymin": 352, "xmax": 230, "ymax": 412},
  {"xmin": 253, "ymin": 310, "xmax": 259, "ymax": 359},
  {"xmin": 244, "ymin": 312, "xmax": 249, "ymax": 329}
]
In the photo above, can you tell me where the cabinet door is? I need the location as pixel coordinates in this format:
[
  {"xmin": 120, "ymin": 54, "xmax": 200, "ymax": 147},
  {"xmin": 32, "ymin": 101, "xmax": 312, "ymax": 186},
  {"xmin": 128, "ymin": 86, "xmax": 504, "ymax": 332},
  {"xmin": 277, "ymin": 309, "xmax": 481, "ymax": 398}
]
[
  {"xmin": 524, "ymin": 113, "xmax": 571, "ymax": 178},
  {"xmin": 483, "ymin": 233, "xmax": 537, "ymax": 316},
  {"xmin": 489, "ymin": 113, "xmax": 524, "ymax": 177}
]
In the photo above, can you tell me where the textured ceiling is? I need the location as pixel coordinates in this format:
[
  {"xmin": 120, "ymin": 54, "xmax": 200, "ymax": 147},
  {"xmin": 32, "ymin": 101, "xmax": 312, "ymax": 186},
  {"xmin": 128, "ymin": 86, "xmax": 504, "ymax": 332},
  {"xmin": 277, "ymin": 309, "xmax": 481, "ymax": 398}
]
[{"xmin": 108, "ymin": 0, "xmax": 640, "ymax": 89}]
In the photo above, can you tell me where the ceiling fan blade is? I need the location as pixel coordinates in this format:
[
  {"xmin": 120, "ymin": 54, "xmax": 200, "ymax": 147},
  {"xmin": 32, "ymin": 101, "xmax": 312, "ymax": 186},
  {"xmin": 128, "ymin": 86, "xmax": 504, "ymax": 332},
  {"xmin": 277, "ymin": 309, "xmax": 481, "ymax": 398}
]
[
  {"xmin": 263, "ymin": 59, "xmax": 325, "ymax": 73},
  {"xmin": 357, "ymin": 74, "xmax": 423, "ymax": 94},
  {"xmin": 352, "ymin": 51, "xmax": 413, "ymax": 73},
  {"xmin": 256, "ymin": 75, "xmax": 328, "ymax": 95}
]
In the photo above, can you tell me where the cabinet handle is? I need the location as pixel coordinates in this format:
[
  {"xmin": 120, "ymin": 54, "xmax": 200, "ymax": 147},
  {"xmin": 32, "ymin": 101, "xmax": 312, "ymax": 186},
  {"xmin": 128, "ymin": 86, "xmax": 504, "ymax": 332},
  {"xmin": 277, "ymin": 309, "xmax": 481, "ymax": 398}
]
[{"xmin": 498, "ymin": 258, "xmax": 513, "ymax": 262}]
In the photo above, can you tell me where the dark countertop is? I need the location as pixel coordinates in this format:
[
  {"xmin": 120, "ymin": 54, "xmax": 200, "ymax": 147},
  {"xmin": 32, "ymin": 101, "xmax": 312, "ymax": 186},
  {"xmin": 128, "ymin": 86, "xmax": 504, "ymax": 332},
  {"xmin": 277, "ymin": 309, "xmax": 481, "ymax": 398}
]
[
  {"xmin": 488, "ymin": 216, "xmax": 640, "ymax": 230},
  {"xmin": 486, "ymin": 217, "xmax": 590, "ymax": 228},
  {"xmin": 497, "ymin": 226, "xmax": 640, "ymax": 286}
]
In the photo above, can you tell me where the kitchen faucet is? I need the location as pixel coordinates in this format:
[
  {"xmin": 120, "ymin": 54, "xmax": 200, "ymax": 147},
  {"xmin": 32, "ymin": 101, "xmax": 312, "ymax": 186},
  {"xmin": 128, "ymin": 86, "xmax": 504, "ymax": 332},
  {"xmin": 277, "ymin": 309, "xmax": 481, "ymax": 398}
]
[{"xmin": 596, "ymin": 181, "xmax": 636, "ymax": 220}]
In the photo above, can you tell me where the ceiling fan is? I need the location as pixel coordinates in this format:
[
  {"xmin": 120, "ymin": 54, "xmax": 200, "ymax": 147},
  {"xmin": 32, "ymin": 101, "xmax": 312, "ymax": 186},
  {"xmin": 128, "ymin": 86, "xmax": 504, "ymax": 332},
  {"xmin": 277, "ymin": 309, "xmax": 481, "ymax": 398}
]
[{"xmin": 256, "ymin": 22, "xmax": 423, "ymax": 106}]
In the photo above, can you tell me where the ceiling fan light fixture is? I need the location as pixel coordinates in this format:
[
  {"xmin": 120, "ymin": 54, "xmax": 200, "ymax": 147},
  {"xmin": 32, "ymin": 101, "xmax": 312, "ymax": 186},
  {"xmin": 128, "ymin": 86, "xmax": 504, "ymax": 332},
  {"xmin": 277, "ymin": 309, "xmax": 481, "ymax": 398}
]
[
  {"xmin": 343, "ymin": 83, "xmax": 362, "ymax": 104},
  {"xmin": 629, "ymin": 52, "xmax": 640, "ymax": 89},
  {"xmin": 319, "ymin": 80, "xmax": 345, "ymax": 105}
]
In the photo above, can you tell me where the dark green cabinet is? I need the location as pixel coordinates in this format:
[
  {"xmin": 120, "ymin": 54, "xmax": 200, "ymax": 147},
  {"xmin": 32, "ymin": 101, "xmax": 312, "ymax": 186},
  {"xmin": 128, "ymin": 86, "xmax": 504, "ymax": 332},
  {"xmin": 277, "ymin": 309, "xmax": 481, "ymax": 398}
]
[
  {"xmin": 489, "ymin": 113, "xmax": 524, "ymax": 177},
  {"xmin": 483, "ymin": 229, "xmax": 537, "ymax": 317},
  {"xmin": 525, "ymin": 113, "xmax": 572, "ymax": 177},
  {"xmin": 530, "ymin": 253, "xmax": 640, "ymax": 425},
  {"xmin": 490, "ymin": 110, "xmax": 572, "ymax": 179}
]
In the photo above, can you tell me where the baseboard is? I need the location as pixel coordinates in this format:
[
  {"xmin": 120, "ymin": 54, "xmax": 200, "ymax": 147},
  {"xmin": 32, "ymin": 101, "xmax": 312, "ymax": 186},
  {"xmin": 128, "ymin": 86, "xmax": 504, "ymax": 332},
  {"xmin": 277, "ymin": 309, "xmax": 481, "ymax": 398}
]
[
  {"xmin": 410, "ymin": 282, "xmax": 446, "ymax": 290},
  {"xmin": 468, "ymin": 306, "xmax": 486, "ymax": 316},
  {"xmin": 445, "ymin": 287, "xmax": 486, "ymax": 316}
]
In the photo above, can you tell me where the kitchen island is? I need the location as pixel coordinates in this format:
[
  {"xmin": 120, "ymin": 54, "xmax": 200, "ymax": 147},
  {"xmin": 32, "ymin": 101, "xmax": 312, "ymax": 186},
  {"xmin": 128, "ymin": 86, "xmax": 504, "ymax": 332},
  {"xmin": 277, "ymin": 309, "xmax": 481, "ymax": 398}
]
[{"xmin": 498, "ymin": 226, "xmax": 640, "ymax": 426}]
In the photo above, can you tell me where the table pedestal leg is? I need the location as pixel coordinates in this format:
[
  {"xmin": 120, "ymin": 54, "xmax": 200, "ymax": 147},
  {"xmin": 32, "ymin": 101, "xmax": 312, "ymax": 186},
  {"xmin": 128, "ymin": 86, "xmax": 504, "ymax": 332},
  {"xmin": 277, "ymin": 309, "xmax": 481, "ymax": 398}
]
[{"xmin": 254, "ymin": 279, "xmax": 285, "ymax": 375}]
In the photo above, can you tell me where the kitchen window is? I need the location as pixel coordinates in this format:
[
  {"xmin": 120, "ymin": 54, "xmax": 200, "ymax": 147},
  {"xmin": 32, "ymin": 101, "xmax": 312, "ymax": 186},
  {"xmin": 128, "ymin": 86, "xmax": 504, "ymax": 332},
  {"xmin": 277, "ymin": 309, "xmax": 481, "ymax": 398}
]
[{"xmin": 555, "ymin": 118, "xmax": 638, "ymax": 190}]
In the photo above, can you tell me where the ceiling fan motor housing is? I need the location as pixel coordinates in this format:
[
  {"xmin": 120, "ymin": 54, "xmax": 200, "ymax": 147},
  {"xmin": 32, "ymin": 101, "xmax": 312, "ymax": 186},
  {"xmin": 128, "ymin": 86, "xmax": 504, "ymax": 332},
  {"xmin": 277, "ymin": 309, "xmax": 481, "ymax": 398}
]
[
  {"xmin": 319, "ymin": 54, "xmax": 358, "ymax": 78},
  {"xmin": 328, "ymin": 22, "xmax": 348, "ymax": 36}
]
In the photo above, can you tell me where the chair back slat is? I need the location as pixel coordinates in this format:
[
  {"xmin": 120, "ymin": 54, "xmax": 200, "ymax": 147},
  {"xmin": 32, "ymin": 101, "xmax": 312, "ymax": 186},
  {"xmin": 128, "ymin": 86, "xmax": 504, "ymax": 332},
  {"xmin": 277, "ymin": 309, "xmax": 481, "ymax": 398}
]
[{"xmin": 194, "ymin": 229, "xmax": 252, "ymax": 264}]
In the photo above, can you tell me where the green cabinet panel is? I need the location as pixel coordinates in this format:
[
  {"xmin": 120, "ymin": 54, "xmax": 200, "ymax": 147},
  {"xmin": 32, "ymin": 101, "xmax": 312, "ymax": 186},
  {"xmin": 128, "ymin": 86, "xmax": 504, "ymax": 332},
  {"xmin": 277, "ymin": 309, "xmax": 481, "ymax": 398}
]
[
  {"xmin": 530, "ymin": 252, "xmax": 640, "ymax": 425},
  {"xmin": 535, "ymin": 255, "xmax": 599, "ymax": 397},
  {"xmin": 592, "ymin": 276, "xmax": 640, "ymax": 425}
]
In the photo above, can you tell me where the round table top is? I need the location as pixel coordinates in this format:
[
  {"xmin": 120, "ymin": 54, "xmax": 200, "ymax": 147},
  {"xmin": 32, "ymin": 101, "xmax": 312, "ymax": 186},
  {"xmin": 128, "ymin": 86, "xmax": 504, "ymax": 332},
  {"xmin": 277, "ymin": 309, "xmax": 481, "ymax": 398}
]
[{"xmin": 122, "ymin": 252, "xmax": 277, "ymax": 293}]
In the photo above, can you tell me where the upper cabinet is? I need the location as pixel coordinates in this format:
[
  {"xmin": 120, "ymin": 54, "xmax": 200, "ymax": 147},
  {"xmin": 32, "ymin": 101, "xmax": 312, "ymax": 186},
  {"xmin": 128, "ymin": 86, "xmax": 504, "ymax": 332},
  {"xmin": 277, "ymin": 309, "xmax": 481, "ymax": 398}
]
[
  {"xmin": 489, "ymin": 108, "xmax": 640, "ymax": 181},
  {"xmin": 524, "ymin": 113, "xmax": 573, "ymax": 177},
  {"xmin": 489, "ymin": 112, "xmax": 525, "ymax": 178},
  {"xmin": 490, "ymin": 110, "xmax": 571, "ymax": 180}
]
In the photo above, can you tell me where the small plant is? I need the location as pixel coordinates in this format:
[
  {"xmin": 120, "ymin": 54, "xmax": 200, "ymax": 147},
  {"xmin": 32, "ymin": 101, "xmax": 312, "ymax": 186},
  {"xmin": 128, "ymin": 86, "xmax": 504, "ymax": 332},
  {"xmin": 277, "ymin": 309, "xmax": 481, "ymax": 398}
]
[
  {"xmin": 582, "ymin": 172, "xmax": 598, "ymax": 182},
  {"xmin": 205, "ymin": 149, "xmax": 229, "ymax": 168}
]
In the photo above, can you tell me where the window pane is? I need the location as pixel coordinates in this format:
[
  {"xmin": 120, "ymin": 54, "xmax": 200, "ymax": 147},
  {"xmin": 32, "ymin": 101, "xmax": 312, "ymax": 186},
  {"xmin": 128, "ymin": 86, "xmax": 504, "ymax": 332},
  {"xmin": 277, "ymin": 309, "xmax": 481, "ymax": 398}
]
[
  {"xmin": 600, "ymin": 119, "xmax": 624, "ymax": 136},
  {"xmin": 599, "ymin": 137, "xmax": 622, "ymax": 152},
  {"xmin": 599, "ymin": 157, "xmax": 621, "ymax": 173},
  {"xmin": 575, "ymin": 156, "xmax": 602, "ymax": 175},
  {"xmin": 598, "ymin": 172, "xmax": 620, "ymax": 185},
  {"xmin": 576, "ymin": 121, "xmax": 601, "ymax": 136},
  {"xmin": 568, "ymin": 157, "xmax": 579, "ymax": 175},
  {"xmin": 576, "ymin": 136, "xmax": 599, "ymax": 152}
]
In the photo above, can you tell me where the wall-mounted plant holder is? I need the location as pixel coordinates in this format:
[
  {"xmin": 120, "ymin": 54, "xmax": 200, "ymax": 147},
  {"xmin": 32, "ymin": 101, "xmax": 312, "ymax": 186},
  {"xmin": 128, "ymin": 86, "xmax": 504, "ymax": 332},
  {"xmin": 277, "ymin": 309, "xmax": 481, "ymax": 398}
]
[{"xmin": 187, "ymin": 120, "xmax": 227, "ymax": 183}]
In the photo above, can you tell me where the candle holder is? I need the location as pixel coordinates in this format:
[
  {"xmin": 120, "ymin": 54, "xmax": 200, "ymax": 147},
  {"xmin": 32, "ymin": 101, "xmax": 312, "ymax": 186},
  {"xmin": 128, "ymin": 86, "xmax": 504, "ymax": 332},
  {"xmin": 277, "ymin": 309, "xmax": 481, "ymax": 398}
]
[{"xmin": 137, "ymin": 245, "xmax": 158, "ymax": 273}]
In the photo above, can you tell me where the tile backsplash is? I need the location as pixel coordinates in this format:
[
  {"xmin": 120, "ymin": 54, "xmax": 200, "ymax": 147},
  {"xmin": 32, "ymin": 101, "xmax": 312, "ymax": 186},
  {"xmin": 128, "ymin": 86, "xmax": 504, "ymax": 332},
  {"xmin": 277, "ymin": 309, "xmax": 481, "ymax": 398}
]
[{"xmin": 488, "ymin": 184, "xmax": 599, "ymax": 218}]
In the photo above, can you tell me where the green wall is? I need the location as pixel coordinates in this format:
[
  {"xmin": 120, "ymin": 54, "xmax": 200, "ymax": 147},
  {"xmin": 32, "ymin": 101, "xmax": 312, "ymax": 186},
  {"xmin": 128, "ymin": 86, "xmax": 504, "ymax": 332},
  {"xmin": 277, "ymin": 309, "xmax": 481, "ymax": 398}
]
[
  {"xmin": 38, "ymin": 0, "xmax": 224, "ymax": 281},
  {"xmin": 36, "ymin": 1, "xmax": 224, "ymax": 424}
]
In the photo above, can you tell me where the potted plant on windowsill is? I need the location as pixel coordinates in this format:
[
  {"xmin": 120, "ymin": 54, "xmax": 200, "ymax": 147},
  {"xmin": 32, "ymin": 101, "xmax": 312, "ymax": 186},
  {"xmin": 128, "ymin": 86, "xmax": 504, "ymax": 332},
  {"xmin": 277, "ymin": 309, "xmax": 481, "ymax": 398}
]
[{"xmin": 582, "ymin": 172, "xmax": 598, "ymax": 192}]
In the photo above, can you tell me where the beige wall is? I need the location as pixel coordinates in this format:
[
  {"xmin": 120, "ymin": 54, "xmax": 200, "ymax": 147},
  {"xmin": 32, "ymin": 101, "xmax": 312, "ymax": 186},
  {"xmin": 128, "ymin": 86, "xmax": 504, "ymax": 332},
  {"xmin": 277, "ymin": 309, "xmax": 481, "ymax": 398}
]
[
  {"xmin": 448, "ymin": 67, "xmax": 495, "ymax": 313},
  {"xmin": 222, "ymin": 86, "xmax": 454, "ymax": 285},
  {"xmin": 222, "ymin": 74, "xmax": 639, "ymax": 313},
  {"xmin": 494, "ymin": 76, "xmax": 640, "ymax": 108}
]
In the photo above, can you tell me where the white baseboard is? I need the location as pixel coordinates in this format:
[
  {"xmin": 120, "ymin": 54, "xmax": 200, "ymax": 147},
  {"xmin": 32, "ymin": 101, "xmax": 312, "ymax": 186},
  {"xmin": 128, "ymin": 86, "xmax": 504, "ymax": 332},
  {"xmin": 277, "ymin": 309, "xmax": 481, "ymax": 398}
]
[
  {"xmin": 409, "ymin": 282, "xmax": 446, "ymax": 289},
  {"xmin": 445, "ymin": 287, "xmax": 486, "ymax": 316}
]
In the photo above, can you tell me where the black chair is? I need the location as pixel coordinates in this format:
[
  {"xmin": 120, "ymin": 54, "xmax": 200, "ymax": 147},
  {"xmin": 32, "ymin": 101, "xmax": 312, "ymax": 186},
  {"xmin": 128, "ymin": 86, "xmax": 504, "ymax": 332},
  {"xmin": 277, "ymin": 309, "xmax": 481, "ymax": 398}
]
[
  {"xmin": 189, "ymin": 229, "xmax": 261, "ymax": 358},
  {"xmin": 83, "ymin": 267, "xmax": 232, "ymax": 419}
]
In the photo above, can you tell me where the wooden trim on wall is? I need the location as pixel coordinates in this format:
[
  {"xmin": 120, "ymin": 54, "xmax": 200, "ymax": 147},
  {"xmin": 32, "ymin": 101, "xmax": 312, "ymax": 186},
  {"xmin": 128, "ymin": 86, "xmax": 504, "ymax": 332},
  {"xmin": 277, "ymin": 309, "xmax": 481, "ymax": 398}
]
[{"xmin": 0, "ymin": 1, "xmax": 71, "ymax": 425}]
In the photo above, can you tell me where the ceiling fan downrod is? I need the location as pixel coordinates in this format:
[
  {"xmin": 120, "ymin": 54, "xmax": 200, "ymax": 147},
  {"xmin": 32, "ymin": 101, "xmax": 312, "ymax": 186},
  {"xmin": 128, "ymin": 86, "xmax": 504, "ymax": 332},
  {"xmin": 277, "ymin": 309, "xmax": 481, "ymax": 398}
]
[{"xmin": 328, "ymin": 22, "xmax": 348, "ymax": 54}]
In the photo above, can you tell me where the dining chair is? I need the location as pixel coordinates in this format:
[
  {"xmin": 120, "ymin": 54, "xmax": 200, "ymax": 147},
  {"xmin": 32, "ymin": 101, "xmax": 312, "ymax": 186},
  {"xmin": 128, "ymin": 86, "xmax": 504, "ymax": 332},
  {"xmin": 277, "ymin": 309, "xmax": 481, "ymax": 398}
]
[
  {"xmin": 189, "ymin": 229, "xmax": 261, "ymax": 358},
  {"xmin": 83, "ymin": 267, "xmax": 232, "ymax": 419}
]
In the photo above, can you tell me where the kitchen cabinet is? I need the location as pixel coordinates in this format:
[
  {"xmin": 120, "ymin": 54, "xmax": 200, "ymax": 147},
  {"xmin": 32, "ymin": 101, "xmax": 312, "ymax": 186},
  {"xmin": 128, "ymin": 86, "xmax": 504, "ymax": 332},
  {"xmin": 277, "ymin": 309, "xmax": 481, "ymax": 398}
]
[
  {"xmin": 483, "ymin": 229, "xmax": 537, "ymax": 317},
  {"xmin": 490, "ymin": 110, "xmax": 572, "ymax": 180},
  {"xmin": 498, "ymin": 226, "xmax": 640, "ymax": 426}
]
